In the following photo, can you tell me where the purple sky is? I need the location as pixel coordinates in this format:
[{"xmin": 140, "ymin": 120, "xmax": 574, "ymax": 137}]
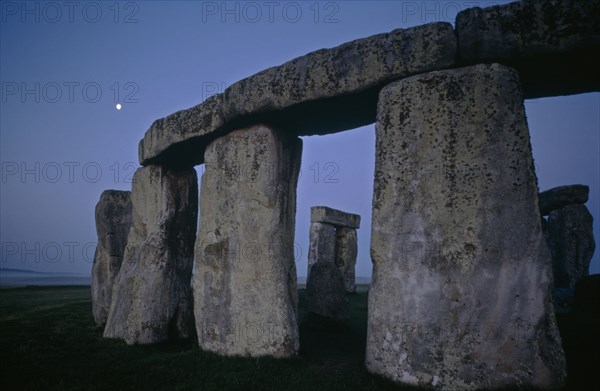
[{"xmin": 1, "ymin": 1, "xmax": 598, "ymax": 278}]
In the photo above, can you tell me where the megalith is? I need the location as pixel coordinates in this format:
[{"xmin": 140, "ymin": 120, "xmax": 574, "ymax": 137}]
[
  {"xmin": 308, "ymin": 206, "xmax": 360, "ymax": 292},
  {"xmin": 103, "ymin": 165, "xmax": 198, "ymax": 344},
  {"xmin": 194, "ymin": 124, "xmax": 301, "ymax": 358},
  {"xmin": 367, "ymin": 63, "xmax": 566, "ymax": 389},
  {"xmin": 91, "ymin": 190, "xmax": 132, "ymax": 326},
  {"xmin": 336, "ymin": 227, "xmax": 358, "ymax": 293},
  {"xmin": 306, "ymin": 262, "xmax": 349, "ymax": 322},
  {"xmin": 545, "ymin": 204, "xmax": 595, "ymax": 290},
  {"xmin": 307, "ymin": 222, "xmax": 336, "ymax": 281}
]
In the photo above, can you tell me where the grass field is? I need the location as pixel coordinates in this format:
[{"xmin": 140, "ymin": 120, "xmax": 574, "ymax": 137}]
[{"xmin": 0, "ymin": 286, "xmax": 597, "ymax": 390}]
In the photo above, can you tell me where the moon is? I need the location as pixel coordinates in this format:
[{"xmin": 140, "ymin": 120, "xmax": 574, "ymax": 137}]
[{"xmin": 116, "ymin": 103, "xmax": 122, "ymax": 110}]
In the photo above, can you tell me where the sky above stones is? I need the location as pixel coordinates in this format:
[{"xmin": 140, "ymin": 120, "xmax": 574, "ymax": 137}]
[{"xmin": 1, "ymin": 1, "xmax": 598, "ymax": 278}]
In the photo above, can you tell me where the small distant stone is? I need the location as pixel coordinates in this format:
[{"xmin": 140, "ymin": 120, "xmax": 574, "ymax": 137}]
[{"xmin": 306, "ymin": 262, "xmax": 349, "ymax": 322}]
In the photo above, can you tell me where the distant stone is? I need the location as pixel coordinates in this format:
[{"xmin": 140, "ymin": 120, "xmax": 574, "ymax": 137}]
[
  {"xmin": 456, "ymin": 0, "xmax": 600, "ymax": 98},
  {"xmin": 139, "ymin": 22, "xmax": 456, "ymax": 166},
  {"xmin": 539, "ymin": 184, "xmax": 589, "ymax": 216},
  {"xmin": 545, "ymin": 204, "xmax": 595, "ymax": 289},
  {"xmin": 306, "ymin": 262, "xmax": 349, "ymax": 321},
  {"xmin": 307, "ymin": 222, "xmax": 336, "ymax": 281},
  {"xmin": 91, "ymin": 190, "xmax": 132, "ymax": 327},
  {"xmin": 335, "ymin": 227, "xmax": 357, "ymax": 293},
  {"xmin": 194, "ymin": 125, "xmax": 302, "ymax": 358},
  {"xmin": 103, "ymin": 165, "xmax": 198, "ymax": 344},
  {"xmin": 311, "ymin": 206, "xmax": 361, "ymax": 229}
]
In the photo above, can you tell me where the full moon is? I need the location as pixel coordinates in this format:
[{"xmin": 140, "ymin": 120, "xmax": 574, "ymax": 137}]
[{"xmin": 116, "ymin": 103, "xmax": 122, "ymax": 110}]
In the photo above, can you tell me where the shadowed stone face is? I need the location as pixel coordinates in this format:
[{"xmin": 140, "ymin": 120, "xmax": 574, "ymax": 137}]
[
  {"xmin": 307, "ymin": 222, "xmax": 336, "ymax": 281},
  {"xmin": 103, "ymin": 165, "xmax": 198, "ymax": 344},
  {"xmin": 306, "ymin": 262, "xmax": 349, "ymax": 321},
  {"xmin": 91, "ymin": 190, "xmax": 132, "ymax": 326},
  {"xmin": 336, "ymin": 227, "xmax": 357, "ymax": 293},
  {"xmin": 545, "ymin": 204, "xmax": 595, "ymax": 290},
  {"xmin": 367, "ymin": 63, "xmax": 565, "ymax": 390},
  {"xmin": 193, "ymin": 124, "xmax": 302, "ymax": 358},
  {"xmin": 456, "ymin": 0, "xmax": 600, "ymax": 98}
]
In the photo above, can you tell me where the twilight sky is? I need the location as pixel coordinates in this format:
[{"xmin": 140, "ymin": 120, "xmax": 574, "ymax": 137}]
[{"xmin": 1, "ymin": 0, "xmax": 598, "ymax": 278}]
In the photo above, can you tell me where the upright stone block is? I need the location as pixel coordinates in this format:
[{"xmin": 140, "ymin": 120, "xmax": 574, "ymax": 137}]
[
  {"xmin": 335, "ymin": 227, "xmax": 357, "ymax": 293},
  {"xmin": 545, "ymin": 204, "xmax": 595, "ymax": 289},
  {"xmin": 367, "ymin": 63, "xmax": 565, "ymax": 389},
  {"xmin": 306, "ymin": 262, "xmax": 349, "ymax": 321},
  {"xmin": 103, "ymin": 165, "xmax": 198, "ymax": 344},
  {"xmin": 307, "ymin": 222, "xmax": 336, "ymax": 280},
  {"xmin": 91, "ymin": 190, "xmax": 132, "ymax": 326},
  {"xmin": 194, "ymin": 124, "xmax": 302, "ymax": 358}
]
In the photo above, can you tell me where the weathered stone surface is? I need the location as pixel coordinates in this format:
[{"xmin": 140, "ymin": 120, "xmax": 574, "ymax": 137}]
[
  {"xmin": 194, "ymin": 124, "xmax": 301, "ymax": 358},
  {"xmin": 307, "ymin": 222, "xmax": 336, "ymax": 281},
  {"xmin": 306, "ymin": 262, "xmax": 349, "ymax": 321},
  {"xmin": 456, "ymin": 0, "xmax": 600, "ymax": 98},
  {"xmin": 91, "ymin": 190, "xmax": 132, "ymax": 327},
  {"xmin": 335, "ymin": 227, "xmax": 357, "ymax": 293},
  {"xmin": 367, "ymin": 63, "xmax": 565, "ymax": 389},
  {"xmin": 139, "ymin": 22, "xmax": 456, "ymax": 167},
  {"xmin": 544, "ymin": 204, "xmax": 595, "ymax": 289},
  {"xmin": 103, "ymin": 165, "xmax": 198, "ymax": 344},
  {"xmin": 539, "ymin": 184, "xmax": 589, "ymax": 216},
  {"xmin": 311, "ymin": 206, "xmax": 361, "ymax": 229}
]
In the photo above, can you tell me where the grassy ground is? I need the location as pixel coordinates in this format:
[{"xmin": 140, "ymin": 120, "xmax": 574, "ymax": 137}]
[{"xmin": 0, "ymin": 286, "xmax": 597, "ymax": 390}]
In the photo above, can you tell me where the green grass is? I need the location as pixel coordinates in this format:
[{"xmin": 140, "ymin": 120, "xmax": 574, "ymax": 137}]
[{"xmin": 0, "ymin": 286, "xmax": 597, "ymax": 390}]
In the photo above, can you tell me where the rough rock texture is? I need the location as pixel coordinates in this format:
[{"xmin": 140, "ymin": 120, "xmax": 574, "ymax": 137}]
[
  {"xmin": 306, "ymin": 262, "xmax": 349, "ymax": 321},
  {"xmin": 539, "ymin": 184, "xmax": 589, "ymax": 216},
  {"xmin": 367, "ymin": 63, "xmax": 566, "ymax": 389},
  {"xmin": 544, "ymin": 204, "xmax": 595, "ymax": 289},
  {"xmin": 91, "ymin": 190, "xmax": 132, "ymax": 327},
  {"xmin": 310, "ymin": 206, "xmax": 361, "ymax": 229},
  {"xmin": 139, "ymin": 22, "xmax": 456, "ymax": 166},
  {"xmin": 103, "ymin": 165, "xmax": 198, "ymax": 344},
  {"xmin": 194, "ymin": 124, "xmax": 301, "ymax": 358},
  {"xmin": 307, "ymin": 222, "xmax": 336, "ymax": 281},
  {"xmin": 456, "ymin": 0, "xmax": 600, "ymax": 98},
  {"xmin": 335, "ymin": 227, "xmax": 358, "ymax": 293}
]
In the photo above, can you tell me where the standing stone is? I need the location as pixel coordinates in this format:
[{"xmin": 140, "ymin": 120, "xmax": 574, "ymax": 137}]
[
  {"xmin": 307, "ymin": 222, "xmax": 336, "ymax": 281},
  {"xmin": 545, "ymin": 204, "xmax": 595, "ymax": 289},
  {"xmin": 367, "ymin": 63, "xmax": 565, "ymax": 389},
  {"xmin": 103, "ymin": 165, "xmax": 197, "ymax": 344},
  {"xmin": 306, "ymin": 262, "xmax": 349, "ymax": 321},
  {"xmin": 194, "ymin": 124, "xmax": 301, "ymax": 358},
  {"xmin": 91, "ymin": 190, "xmax": 132, "ymax": 327},
  {"xmin": 335, "ymin": 227, "xmax": 358, "ymax": 293}
]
